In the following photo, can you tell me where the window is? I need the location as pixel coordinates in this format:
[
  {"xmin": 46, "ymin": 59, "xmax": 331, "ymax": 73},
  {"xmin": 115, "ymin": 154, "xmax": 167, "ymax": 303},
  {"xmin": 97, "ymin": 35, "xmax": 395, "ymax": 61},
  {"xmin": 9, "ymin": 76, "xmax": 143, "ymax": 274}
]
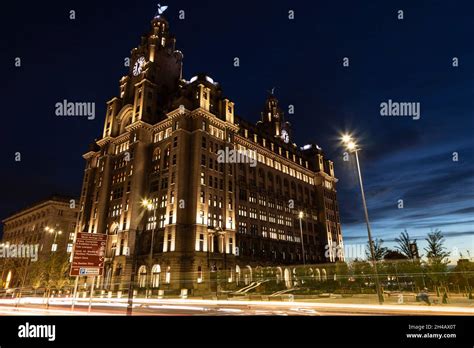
[
  {"xmin": 159, "ymin": 214, "xmax": 166, "ymax": 228},
  {"xmin": 151, "ymin": 264, "xmax": 161, "ymax": 288},
  {"xmin": 238, "ymin": 221, "xmax": 247, "ymax": 234},
  {"xmin": 198, "ymin": 233, "xmax": 204, "ymax": 251},
  {"xmin": 166, "ymin": 233, "xmax": 172, "ymax": 251},
  {"xmin": 138, "ymin": 265, "xmax": 147, "ymax": 288},
  {"xmin": 249, "ymin": 208, "xmax": 257, "ymax": 219},
  {"xmin": 165, "ymin": 266, "xmax": 171, "ymax": 284},
  {"xmin": 249, "ymin": 192, "xmax": 257, "ymax": 203},
  {"xmin": 200, "ymin": 190, "xmax": 205, "ymax": 204}
]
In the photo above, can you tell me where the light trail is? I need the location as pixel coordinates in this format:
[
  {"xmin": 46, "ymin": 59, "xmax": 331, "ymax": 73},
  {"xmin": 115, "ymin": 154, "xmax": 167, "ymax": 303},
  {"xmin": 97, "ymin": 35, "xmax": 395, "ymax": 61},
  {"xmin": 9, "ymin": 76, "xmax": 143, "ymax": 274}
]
[{"xmin": 0, "ymin": 297, "xmax": 472, "ymax": 315}]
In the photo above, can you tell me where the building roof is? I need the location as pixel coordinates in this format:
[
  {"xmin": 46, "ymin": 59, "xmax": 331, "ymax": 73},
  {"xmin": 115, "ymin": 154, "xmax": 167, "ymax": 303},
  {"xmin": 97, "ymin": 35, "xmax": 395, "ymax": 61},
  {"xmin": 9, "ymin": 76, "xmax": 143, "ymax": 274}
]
[{"xmin": 2, "ymin": 194, "xmax": 78, "ymax": 223}]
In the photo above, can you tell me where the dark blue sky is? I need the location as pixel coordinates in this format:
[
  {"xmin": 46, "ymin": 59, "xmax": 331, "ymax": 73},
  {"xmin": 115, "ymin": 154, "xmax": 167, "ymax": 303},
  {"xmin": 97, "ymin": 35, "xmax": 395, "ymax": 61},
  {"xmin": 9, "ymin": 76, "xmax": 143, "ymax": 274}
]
[{"xmin": 1, "ymin": 0, "xmax": 473, "ymax": 260}]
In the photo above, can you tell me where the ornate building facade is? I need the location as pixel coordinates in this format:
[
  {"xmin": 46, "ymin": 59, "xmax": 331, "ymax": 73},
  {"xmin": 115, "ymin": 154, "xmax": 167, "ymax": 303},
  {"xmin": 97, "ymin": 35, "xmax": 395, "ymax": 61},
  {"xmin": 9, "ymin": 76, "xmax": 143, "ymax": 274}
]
[{"xmin": 76, "ymin": 11, "xmax": 343, "ymax": 294}]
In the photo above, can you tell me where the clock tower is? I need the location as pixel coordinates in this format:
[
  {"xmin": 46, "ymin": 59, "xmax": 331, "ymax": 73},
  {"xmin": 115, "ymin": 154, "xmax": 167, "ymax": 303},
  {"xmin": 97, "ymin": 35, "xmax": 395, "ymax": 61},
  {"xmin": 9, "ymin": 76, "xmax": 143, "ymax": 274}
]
[
  {"xmin": 102, "ymin": 10, "xmax": 183, "ymax": 140},
  {"xmin": 257, "ymin": 91, "xmax": 292, "ymax": 143}
]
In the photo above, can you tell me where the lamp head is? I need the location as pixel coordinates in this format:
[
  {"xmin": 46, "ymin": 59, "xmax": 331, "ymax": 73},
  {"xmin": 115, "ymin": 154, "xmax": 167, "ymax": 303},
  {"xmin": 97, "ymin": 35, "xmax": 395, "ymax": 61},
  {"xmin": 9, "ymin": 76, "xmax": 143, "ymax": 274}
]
[
  {"xmin": 347, "ymin": 141, "xmax": 357, "ymax": 151},
  {"xmin": 341, "ymin": 134, "xmax": 352, "ymax": 144}
]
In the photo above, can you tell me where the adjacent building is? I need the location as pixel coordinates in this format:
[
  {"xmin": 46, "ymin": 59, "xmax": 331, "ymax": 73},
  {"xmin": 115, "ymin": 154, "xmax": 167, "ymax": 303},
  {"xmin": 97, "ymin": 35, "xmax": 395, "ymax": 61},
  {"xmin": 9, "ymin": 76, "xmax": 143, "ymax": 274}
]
[
  {"xmin": 75, "ymin": 10, "xmax": 343, "ymax": 294},
  {"xmin": 0, "ymin": 195, "xmax": 79, "ymax": 289}
]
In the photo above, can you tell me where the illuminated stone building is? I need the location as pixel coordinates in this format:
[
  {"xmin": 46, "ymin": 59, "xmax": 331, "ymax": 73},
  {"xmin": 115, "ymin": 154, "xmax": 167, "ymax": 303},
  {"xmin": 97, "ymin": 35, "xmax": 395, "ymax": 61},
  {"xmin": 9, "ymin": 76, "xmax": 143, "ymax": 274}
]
[
  {"xmin": 76, "ymin": 10, "xmax": 343, "ymax": 294},
  {"xmin": 0, "ymin": 195, "xmax": 78, "ymax": 288}
]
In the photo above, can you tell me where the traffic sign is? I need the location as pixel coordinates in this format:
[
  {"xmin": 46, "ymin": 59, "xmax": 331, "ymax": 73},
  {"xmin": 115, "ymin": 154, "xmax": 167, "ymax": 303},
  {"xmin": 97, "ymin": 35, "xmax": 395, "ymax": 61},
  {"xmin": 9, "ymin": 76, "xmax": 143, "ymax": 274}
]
[{"xmin": 70, "ymin": 232, "xmax": 107, "ymax": 276}]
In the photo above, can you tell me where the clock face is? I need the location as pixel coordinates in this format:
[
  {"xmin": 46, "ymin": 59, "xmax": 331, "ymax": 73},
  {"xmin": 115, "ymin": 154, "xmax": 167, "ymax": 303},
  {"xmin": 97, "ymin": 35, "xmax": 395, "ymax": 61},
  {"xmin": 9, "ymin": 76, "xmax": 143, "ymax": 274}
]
[
  {"xmin": 133, "ymin": 56, "xmax": 146, "ymax": 76},
  {"xmin": 281, "ymin": 129, "xmax": 289, "ymax": 143}
]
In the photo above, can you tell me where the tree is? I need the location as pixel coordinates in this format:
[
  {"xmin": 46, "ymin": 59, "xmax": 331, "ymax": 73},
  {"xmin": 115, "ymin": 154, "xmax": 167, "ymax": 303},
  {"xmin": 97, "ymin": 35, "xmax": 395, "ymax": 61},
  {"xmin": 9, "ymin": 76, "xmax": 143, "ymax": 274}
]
[
  {"xmin": 424, "ymin": 229, "xmax": 450, "ymax": 262},
  {"xmin": 424, "ymin": 229, "xmax": 450, "ymax": 288},
  {"xmin": 395, "ymin": 230, "xmax": 418, "ymax": 259},
  {"xmin": 365, "ymin": 238, "xmax": 387, "ymax": 261}
]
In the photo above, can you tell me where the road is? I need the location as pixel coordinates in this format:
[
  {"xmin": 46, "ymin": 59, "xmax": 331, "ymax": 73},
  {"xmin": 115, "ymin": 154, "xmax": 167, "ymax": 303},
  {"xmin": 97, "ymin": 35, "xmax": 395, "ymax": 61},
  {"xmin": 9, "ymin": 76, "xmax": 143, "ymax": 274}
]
[{"xmin": 0, "ymin": 297, "xmax": 472, "ymax": 316}]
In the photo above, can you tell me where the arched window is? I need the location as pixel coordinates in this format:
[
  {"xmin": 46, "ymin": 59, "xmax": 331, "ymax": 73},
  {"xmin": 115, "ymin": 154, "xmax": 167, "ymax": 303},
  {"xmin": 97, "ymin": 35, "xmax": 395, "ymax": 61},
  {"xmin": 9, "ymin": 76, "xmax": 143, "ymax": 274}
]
[
  {"xmin": 119, "ymin": 112, "xmax": 133, "ymax": 134},
  {"xmin": 322, "ymin": 269, "xmax": 327, "ymax": 282},
  {"xmin": 151, "ymin": 264, "xmax": 161, "ymax": 288},
  {"xmin": 165, "ymin": 266, "xmax": 171, "ymax": 284},
  {"xmin": 138, "ymin": 266, "xmax": 147, "ymax": 288},
  {"xmin": 316, "ymin": 268, "xmax": 321, "ymax": 281},
  {"xmin": 244, "ymin": 265, "xmax": 253, "ymax": 285}
]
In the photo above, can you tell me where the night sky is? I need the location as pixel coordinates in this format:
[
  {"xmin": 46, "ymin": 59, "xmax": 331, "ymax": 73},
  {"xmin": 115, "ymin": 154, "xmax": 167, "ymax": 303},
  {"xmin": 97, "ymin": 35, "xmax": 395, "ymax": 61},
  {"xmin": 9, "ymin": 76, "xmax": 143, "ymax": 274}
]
[{"xmin": 1, "ymin": 0, "xmax": 473, "ymax": 261}]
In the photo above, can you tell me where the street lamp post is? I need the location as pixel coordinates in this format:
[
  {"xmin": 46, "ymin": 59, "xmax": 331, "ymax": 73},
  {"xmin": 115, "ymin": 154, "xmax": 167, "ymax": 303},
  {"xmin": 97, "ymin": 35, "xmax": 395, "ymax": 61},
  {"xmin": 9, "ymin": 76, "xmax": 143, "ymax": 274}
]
[
  {"xmin": 341, "ymin": 134, "xmax": 384, "ymax": 304},
  {"xmin": 298, "ymin": 211, "xmax": 306, "ymax": 266},
  {"xmin": 45, "ymin": 226, "xmax": 63, "ymax": 252},
  {"xmin": 42, "ymin": 226, "xmax": 63, "ymax": 309}
]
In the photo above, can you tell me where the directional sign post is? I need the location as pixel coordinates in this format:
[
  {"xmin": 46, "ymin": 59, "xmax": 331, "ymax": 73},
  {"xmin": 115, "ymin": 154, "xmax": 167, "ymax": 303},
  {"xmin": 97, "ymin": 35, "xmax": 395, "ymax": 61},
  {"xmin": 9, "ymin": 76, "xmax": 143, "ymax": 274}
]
[
  {"xmin": 70, "ymin": 232, "xmax": 107, "ymax": 276},
  {"xmin": 70, "ymin": 232, "xmax": 107, "ymax": 311}
]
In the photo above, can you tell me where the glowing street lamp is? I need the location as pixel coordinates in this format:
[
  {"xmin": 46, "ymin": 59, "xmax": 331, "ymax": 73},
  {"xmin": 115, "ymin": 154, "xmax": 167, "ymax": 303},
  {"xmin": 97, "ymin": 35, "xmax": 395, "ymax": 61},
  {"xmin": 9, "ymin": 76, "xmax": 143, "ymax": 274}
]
[
  {"xmin": 341, "ymin": 134, "xmax": 384, "ymax": 304},
  {"xmin": 45, "ymin": 226, "xmax": 62, "ymax": 252}
]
